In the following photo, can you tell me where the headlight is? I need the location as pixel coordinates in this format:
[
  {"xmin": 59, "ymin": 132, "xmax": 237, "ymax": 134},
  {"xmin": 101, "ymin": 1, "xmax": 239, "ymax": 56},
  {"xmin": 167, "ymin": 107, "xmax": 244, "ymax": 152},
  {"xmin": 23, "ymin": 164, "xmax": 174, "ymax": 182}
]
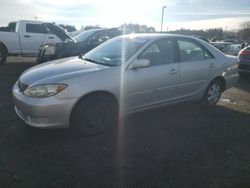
[
  {"xmin": 44, "ymin": 45, "xmax": 56, "ymax": 55},
  {"xmin": 23, "ymin": 84, "xmax": 67, "ymax": 98}
]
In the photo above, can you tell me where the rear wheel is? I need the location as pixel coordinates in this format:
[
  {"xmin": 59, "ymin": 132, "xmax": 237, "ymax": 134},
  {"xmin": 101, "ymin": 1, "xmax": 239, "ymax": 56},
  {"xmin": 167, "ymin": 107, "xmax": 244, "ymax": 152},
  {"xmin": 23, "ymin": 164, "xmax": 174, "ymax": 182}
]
[
  {"xmin": 0, "ymin": 47, "xmax": 7, "ymax": 65},
  {"xmin": 203, "ymin": 80, "xmax": 222, "ymax": 105},
  {"xmin": 71, "ymin": 94, "xmax": 118, "ymax": 136}
]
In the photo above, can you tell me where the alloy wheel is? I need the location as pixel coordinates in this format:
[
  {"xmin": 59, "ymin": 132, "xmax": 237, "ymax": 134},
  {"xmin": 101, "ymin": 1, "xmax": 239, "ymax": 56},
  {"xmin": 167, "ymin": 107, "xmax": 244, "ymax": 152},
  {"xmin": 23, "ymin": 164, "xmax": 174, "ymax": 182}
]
[{"xmin": 207, "ymin": 83, "xmax": 221, "ymax": 104}]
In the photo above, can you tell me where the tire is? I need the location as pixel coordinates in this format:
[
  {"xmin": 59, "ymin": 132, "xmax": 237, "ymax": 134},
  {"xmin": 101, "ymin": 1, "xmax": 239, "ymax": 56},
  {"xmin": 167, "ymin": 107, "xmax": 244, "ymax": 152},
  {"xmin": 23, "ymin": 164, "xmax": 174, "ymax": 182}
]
[
  {"xmin": 203, "ymin": 80, "xmax": 222, "ymax": 105},
  {"xmin": 0, "ymin": 47, "xmax": 7, "ymax": 65},
  {"xmin": 71, "ymin": 94, "xmax": 118, "ymax": 136}
]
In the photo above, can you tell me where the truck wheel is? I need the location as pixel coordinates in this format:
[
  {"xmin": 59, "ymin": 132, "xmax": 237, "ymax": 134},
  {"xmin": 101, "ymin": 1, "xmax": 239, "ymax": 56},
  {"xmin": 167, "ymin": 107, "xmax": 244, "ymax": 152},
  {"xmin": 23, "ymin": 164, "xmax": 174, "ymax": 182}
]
[{"xmin": 0, "ymin": 47, "xmax": 7, "ymax": 65}]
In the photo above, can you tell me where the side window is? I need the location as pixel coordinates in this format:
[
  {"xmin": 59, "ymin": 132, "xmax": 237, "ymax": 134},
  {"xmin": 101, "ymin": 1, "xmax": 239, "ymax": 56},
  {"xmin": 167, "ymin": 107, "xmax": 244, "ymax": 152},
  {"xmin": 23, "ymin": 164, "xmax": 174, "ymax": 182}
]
[
  {"xmin": 178, "ymin": 40, "xmax": 204, "ymax": 62},
  {"xmin": 110, "ymin": 31, "xmax": 122, "ymax": 38},
  {"xmin": 204, "ymin": 49, "xmax": 214, "ymax": 59},
  {"xmin": 139, "ymin": 39, "xmax": 175, "ymax": 66},
  {"xmin": 93, "ymin": 32, "xmax": 111, "ymax": 44},
  {"xmin": 26, "ymin": 24, "xmax": 46, "ymax": 34}
]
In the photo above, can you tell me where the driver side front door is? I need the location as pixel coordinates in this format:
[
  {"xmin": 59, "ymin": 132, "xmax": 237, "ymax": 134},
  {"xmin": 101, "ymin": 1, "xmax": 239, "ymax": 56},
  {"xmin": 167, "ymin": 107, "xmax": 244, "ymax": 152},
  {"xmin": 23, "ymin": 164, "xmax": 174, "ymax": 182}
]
[{"xmin": 125, "ymin": 38, "xmax": 180, "ymax": 111}]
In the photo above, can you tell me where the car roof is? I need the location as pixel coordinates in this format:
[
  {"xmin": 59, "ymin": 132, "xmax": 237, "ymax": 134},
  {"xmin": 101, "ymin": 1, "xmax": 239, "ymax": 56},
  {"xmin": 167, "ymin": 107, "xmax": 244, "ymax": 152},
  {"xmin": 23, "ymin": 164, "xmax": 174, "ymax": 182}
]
[
  {"xmin": 79, "ymin": 28, "xmax": 120, "ymax": 33},
  {"xmin": 118, "ymin": 33, "xmax": 203, "ymax": 41}
]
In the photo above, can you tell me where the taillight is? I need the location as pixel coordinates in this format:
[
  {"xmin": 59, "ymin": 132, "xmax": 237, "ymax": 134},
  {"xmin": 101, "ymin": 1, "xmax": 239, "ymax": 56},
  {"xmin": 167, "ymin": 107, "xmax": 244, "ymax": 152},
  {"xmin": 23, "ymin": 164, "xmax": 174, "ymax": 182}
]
[{"xmin": 239, "ymin": 50, "xmax": 250, "ymax": 56}]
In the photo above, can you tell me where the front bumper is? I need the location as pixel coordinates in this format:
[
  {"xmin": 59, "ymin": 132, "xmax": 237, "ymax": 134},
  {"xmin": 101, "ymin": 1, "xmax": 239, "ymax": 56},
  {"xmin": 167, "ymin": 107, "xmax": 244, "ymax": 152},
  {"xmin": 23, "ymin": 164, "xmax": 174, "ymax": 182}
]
[
  {"xmin": 12, "ymin": 83, "xmax": 78, "ymax": 128},
  {"xmin": 36, "ymin": 47, "xmax": 57, "ymax": 63}
]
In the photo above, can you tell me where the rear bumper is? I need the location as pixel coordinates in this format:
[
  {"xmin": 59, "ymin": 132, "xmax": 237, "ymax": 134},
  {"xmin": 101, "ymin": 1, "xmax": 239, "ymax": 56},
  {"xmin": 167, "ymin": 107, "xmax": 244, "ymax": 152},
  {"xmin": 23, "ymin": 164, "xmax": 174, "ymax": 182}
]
[
  {"xmin": 37, "ymin": 54, "xmax": 57, "ymax": 63},
  {"xmin": 36, "ymin": 47, "xmax": 57, "ymax": 63}
]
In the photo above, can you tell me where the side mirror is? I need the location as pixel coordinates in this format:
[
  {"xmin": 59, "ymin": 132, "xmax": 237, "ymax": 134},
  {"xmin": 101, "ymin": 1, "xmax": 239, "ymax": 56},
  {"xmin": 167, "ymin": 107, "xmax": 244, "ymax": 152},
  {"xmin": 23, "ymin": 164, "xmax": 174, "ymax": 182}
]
[{"xmin": 131, "ymin": 59, "xmax": 150, "ymax": 70}]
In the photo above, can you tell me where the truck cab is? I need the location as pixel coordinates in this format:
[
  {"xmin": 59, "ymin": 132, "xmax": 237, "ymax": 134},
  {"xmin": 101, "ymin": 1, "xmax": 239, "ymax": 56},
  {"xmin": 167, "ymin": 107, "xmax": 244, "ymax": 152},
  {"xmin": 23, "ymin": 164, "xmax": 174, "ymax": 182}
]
[
  {"xmin": 16, "ymin": 20, "xmax": 61, "ymax": 55},
  {"xmin": 0, "ymin": 20, "xmax": 63, "ymax": 64}
]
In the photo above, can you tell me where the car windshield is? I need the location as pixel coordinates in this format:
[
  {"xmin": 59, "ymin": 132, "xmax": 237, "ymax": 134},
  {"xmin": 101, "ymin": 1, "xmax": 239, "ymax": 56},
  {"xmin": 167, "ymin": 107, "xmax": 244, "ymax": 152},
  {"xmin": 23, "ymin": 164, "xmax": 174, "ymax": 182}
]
[
  {"xmin": 83, "ymin": 36, "xmax": 147, "ymax": 66},
  {"xmin": 73, "ymin": 30, "xmax": 99, "ymax": 42}
]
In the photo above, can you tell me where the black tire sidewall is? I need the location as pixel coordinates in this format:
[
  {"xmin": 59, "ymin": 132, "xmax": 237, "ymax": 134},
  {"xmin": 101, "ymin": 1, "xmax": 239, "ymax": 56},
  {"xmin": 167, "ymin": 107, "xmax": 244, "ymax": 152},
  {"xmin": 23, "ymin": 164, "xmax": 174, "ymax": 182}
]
[
  {"xmin": 71, "ymin": 94, "xmax": 117, "ymax": 136},
  {"xmin": 0, "ymin": 47, "xmax": 7, "ymax": 65}
]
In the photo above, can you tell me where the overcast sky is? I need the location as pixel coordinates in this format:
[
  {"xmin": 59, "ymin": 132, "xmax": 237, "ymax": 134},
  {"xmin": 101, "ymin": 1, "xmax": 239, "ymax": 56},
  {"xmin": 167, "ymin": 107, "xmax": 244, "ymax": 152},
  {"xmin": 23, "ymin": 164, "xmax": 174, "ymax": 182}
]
[{"xmin": 0, "ymin": 0, "xmax": 250, "ymax": 31}]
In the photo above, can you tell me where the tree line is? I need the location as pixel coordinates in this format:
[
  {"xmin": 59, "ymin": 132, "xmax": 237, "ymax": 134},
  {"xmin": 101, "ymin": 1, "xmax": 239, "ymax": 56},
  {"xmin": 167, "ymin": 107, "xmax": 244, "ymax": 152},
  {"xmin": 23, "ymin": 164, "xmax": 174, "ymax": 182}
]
[
  {"xmin": 1, "ymin": 21, "xmax": 250, "ymax": 41},
  {"xmin": 0, "ymin": 22, "xmax": 77, "ymax": 32}
]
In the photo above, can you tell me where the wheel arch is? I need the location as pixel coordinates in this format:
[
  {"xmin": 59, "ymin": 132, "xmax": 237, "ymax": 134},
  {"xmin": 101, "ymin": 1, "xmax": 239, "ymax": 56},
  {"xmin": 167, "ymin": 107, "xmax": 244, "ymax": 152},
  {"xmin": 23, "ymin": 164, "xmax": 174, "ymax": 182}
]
[
  {"xmin": 209, "ymin": 76, "xmax": 226, "ymax": 92},
  {"xmin": 69, "ymin": 90, "xmax": 119, "ymax": 125},
  {"xmin": 0, "ymin": 42, "xmax": 8, "ymax": 54}
]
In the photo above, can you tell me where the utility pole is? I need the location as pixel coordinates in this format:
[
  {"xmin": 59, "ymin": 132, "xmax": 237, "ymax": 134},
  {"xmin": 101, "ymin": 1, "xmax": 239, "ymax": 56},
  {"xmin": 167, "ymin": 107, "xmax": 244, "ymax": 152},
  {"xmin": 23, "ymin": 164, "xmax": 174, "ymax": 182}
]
[{"xmin": 161, "ymin": 6, "xmax": 167, "ymax": 32}]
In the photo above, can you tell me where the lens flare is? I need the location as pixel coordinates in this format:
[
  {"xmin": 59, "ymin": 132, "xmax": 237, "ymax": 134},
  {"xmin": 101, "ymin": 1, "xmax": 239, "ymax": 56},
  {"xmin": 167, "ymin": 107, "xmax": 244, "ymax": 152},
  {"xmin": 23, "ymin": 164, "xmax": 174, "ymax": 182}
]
[{"xmin": 116, "ymin": 26, "xmax": 128, "ymax": 187}]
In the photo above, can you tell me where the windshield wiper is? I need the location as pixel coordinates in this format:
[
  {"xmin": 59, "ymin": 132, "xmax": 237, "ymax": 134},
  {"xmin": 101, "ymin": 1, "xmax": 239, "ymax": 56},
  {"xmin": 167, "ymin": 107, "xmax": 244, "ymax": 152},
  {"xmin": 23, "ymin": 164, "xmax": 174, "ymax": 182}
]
[
  {"xmin": 79, "ymin": 56, "xmax": 117, "ymax": 67},
  {"xmin": 80, "ymin": 57, "xmax": 113, "ymax": 66}
]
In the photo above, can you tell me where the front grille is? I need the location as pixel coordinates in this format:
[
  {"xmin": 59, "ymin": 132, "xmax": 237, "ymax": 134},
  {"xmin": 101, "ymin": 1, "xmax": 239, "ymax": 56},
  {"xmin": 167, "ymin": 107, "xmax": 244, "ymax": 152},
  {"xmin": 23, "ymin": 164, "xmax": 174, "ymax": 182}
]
[{"xmin": 18, "ymin": 80, "xmax": 28, "ymax": 92}]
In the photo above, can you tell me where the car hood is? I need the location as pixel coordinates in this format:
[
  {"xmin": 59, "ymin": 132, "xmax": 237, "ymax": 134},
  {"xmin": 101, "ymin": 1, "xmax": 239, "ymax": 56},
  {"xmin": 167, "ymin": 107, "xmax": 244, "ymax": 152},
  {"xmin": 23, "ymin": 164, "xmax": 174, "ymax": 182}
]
[
  {"xmin": 19, "ymin": 57, "xmax": 109, "ymax": 86},
  {"xmin": 42, "ymin": 23, "xmax": 75, "ymax": 42}
]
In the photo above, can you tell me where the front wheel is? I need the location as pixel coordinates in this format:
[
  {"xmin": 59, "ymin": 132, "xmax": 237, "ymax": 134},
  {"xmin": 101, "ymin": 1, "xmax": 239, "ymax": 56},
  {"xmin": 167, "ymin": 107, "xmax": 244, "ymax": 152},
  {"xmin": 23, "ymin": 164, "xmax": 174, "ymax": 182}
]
[
  {"xmin": 203, "ymin": 80, "xmax": 222, "ymax": 105},
  {"xmin": 71, "ymin": 94, "xmax": 118, "ymax": 136}
]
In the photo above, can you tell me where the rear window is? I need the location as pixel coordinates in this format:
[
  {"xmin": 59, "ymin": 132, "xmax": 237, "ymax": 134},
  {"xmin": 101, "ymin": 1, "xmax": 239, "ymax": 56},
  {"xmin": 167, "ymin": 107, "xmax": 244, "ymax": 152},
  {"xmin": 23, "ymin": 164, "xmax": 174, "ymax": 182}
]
[
  {"xmin": 26, "ymin": 24, "xmax": 46, "ymax": 34},
  {"xmin": 73, "ymin": 30, "xmax": 98, "ymax": 42}
]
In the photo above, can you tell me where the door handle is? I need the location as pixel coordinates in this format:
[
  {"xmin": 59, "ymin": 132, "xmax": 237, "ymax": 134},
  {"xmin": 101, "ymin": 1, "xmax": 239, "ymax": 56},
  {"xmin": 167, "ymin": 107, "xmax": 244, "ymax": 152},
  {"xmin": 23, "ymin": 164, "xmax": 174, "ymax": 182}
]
[
  {"xmin": 208, "ymin": 63, "xmax": 215, "ymax": 68},
  {"xmin": 169, "ymin": 69, "xmax": 178, "ymax": 75},
  {"xmin": 24, "ymin": 35, "xmax": 31, "ymax": 38},
  {"xmin": 48, "ymin": 36, "xmax": 54, "ymax": 39}
]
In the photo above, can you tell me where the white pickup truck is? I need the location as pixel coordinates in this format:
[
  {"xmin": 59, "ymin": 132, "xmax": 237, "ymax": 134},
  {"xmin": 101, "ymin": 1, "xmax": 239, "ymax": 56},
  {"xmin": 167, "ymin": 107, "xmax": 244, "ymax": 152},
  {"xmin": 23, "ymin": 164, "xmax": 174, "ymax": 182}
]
[{"xmin": 0, "ymin": 20, "xmax": 69, "ymax": 65}]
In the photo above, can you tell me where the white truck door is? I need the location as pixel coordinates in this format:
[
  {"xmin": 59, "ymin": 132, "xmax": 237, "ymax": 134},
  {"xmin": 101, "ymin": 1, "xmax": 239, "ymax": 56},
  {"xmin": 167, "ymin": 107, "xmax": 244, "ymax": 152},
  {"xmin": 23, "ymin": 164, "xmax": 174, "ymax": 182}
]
[{"xmin": 20, "ymin": 21, "xmax": 47, "ymax": 55}]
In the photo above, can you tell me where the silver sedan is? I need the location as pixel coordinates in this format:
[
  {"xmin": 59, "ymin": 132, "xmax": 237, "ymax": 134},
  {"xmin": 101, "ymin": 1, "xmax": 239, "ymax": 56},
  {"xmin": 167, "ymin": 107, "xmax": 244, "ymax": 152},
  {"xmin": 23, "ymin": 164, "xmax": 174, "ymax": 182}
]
[{"xmin": 12, "ymin": 34, "xmax": 239, "ymax": 135}]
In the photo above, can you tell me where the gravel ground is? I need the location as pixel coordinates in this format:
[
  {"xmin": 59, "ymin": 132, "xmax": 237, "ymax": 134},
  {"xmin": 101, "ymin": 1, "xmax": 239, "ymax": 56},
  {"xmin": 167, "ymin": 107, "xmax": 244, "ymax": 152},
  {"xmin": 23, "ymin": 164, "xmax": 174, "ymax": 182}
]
[{"xmin": 0, "ymin": 57, "xmax": 250, "ymax": 188}]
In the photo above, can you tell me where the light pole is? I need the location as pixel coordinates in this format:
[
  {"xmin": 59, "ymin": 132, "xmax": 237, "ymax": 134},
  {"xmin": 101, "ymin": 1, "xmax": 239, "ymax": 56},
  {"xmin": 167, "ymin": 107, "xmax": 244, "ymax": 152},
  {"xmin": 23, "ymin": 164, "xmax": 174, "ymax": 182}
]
[{"xmin": 161, "ymin": 6, "xmax": 167, "ymax": 32}]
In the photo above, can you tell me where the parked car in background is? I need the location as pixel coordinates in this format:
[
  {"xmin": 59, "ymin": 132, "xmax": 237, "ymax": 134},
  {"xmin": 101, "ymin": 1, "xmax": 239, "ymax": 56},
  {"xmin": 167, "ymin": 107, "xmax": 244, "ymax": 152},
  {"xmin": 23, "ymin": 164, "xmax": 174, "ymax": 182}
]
[
  {"xmin": 68, "ymin": 30, "xmax": 81, "ymax": 37},
  {"xmin": 37, "ymin": 28, "xmax": 123, "ymax": 63},
  {"xmin": 210, "ymin": 42, "xmax": 232, "ymax": 50},
  {"xmin": 221, "ymin": 43, "xmax": 242, "ymax": 56},
  {"xmin": 13, "ymin": 34, "xmax": 239, "ymax": 135},
  {"xmin": 223, "ymin": 39, "xmax": 241, "ymax": 44},
  {"xmin": 238, "ymin": 45, "xmax": 250, "ymax": 77},
  {"xmin": 0, "ymin": 20, "xmax": 64, "ymax": 65}
]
